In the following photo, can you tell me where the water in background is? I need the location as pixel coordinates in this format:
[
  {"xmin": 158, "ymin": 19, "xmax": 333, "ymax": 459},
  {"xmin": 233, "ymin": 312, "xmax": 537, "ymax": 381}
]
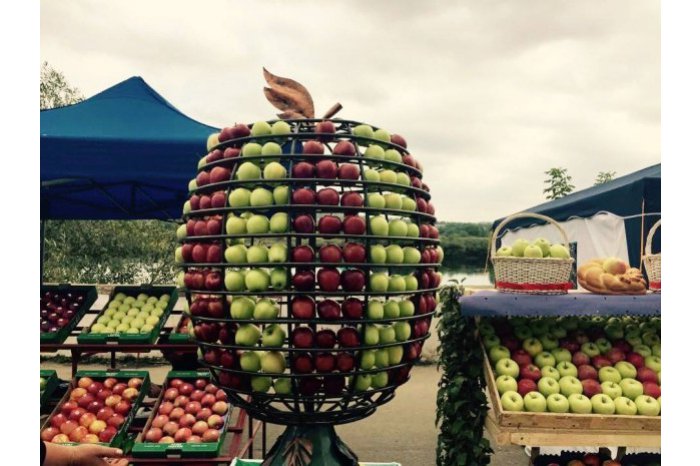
[{"xmin": 441, "ymin": 266, "xmax": 492, "ymax": 288}]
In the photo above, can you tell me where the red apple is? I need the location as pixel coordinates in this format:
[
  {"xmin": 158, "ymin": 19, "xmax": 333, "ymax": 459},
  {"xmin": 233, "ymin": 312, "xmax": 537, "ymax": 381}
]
[
  {"xmin": 196, "ymin": 171, "xmax": 210, "ymax": 187},
  {"xmin": 332, "ymin": 140, "xmax": 355, "ymax": 156},
  {"xmin": 336, "ymin": 352, "xmax": 355, "ymax": 372},
  {"xmin": 145, "ymin": 427, "xmax": 163, "ymax": 443},
  {"xmin": 292, "ymin": 270, "xmax": 315, "ymax": 291},
  {"xmin": 170, "ymin": 407, "xmax": 185, "ymax": 421},
  {"xmin": 204, "ymin": 383, "xmax": 218, "ymax": 394},
  {"xmin": 201, "ymin": 394, "xmax": 216, "ymax": 408},
  {"xmin": 163, "ymin": 388, "xmax": 179, "ymax": 401},
  {"xmin": 158, "ymin": 401, "xmax": 174, "ymax": 416},
  {"xmin": 79, "ymin": 412, "xmax": 97, "ymax": 428},
  {"xmin": 185, "ymin": 401, "xmax": 202, "ymax": 415},
  {"xmin": 293, "ymin": 353, "xmax": 314, "ymax": 374},
  {"xmin": 292, "ymin": 162, "xmax": 315, "ymax": 178},
  {"xmin": 292, "ymin": 187, "xmax": 316, "ymax": 205},
  {"xmin": 96, "ymin": 407, "xmax": 114, "ymax": 422},
  {"xmin": 578, "ymin": 364, "xmax": 598, "ymax": 381},
  {"xmin": 179, "ymin": 413, "xmax": 196, "ymax": 428},
  {"xmin": 69, "ymin": 408, "xmax": 87, "ymax": 422},
  {"xmin": 316, "ymin": 159, "xmax": 338, "ymax": 179},
  {"xmin": 206, "ymin": 414, "xmax": 224, "ymax": 430},
  {"xmin": 78, "ymin": 377, "xmax": 93, "ymax": 389},
  {"xmin": 291, "ymin": 296, "xmax": 315, "ymax": 319},
  {"xmin": 517, "ymin": 379, "xmax": 538, "ymax": 397},
  {"xmin": 209, "ymin": 166, "xmax": 231, "ymax": 184},
  {"xmin": 211, "ymin": 401, "xmax": 228, "ymax": 415},
  {"xmin": 606, "ymin": 348, "xmax": 626, "ymax": 364},
  {"xmin": 317, "ymin": 187, "xmax": 340, "ymax": 205},
  {"xmin": 215, "ymin": 389, "xmax": 227, "ymax": 402},
  {"xmin": 303, "ymin": 140, "xmax": 325, "ymax": 154},
  {"xmin": 519, "ymin": 364, "xmax": 541, "ymax": 382},
  {"xmin": 511, "ymin": 349, "xmax": 532, "ymax": 367},
  {"xmin": 643, "ymin": 382, "xmax": 661, "ymax": 398},
  {"xmin": 318, "ymin": 215, "xmax": 342, "ymax": 234},
  {"xmin": 69, "ymin": 426, "xmax": 89, "ymax": 443},
  {"xmin": 86, "ymin": 381, "xmax": 103, "ymax": 395},
  {"xmin": 581, "ymin": 379, "xmax": 602, "ymax": 398},
  {"xmin": 196, "ymin": 408, "xmax": 213, "ymax": 422},
  {"xmin": 114, "ymin": 400, "xmax": 131, "ymax": 416},
  {"xmin": 70, "ymin": 387, "xmax": 87, "ymax": 400},
  {"xmin": 151, "ymin": 414, "xmax": 169, "ymax": 429},
  {"xmin": 341, "ymin": 298, "xmax": 363, "ymax": 319},
  {"xmin": 103, "ymin": 378, "xmax": 118, "ymax": 389},
  {"xmin": 174, "ymin": 395, "xmax": 189, "ymax": 408},
  {"xmin": 314, "ymin": 353, "xmax": 336, "ymax": 373},
  {"xmin": 319, "ymin": 244, "xmax": 342, "ymax": 263},
  {"xmin": 195, "ymin": 379, "xmax": 208, "ymax": 390},
  {"xmin": 179, "ymin": 383, "xmax": 194, "ymax": 396},
  {"xmin": 342, "ymin": 215, "xmax": 365, "ymax": 235},
  {"xmin": 163, "ymin": 421, "xmax": 179, "ymax": 437},
  {"xmin": 342, "ymin": 243, "xmax": 366, "ymax": 263},
  {"xmin": 338, "ymin": 327, "xmax": 360, "ymax": 348},
  {"xmin": 637, "ymin": 367, "xmax": 659, "ymax": 384},
  {"xmin": 98, "ymin": 426, "xmax": 117, "ymax": 443},
  {"xmin": 338, "ymin": 163, "xmax": 360, "ymax": 180},
  {"xmin": 60, "ymin": 420, "xmax": 79, "ymax": 436},
  {"xmin": 591, "ymin": 355, "xmax": 612, "ymax": 369},
  {"xmin": 317, "ymin": 267, "xmax": 341, "ymax": 291},
  {"xmin": 202, "ymin": 429, "xmax": 220, "ymax": 443},
  {"xmin": 572, "ymin": 351, "xmax": 591, "ymax": 367},
  {"xmin": 293, "ymin": 214, "xmax": 315, "ymax": 233},
  {"xmin": 121, "ymin": 387, "xmax": 139, "ymax": 402},
  {"xmin": 317, "ymin": 300, "xmax": 341, "ymax": 320},
  {"xmin": 61, "ymin": 401, "xmax": 78, "ymax": 416},
  {"xmin": 340, "ymin": 191, "xmax": 363, "ymax": 207},
  {"xmin": 340, "ymin": 269, "xmax": 365, "ymax": 292},
  {"xmin": 292, "ymin": 327, "xmax": 315, "ymax": 348},
  {"xmin": 626, "ymin": 352, "xmax": 645, "ymax": 369},
  {"xmin": 42, "ymin": 427, "xmax": 61, "ymax": 442},
  {"xmin": 315, "ymin": 329, "xmax": 337, "ymax": 348},
  {"xmin": 192, "ymin": 421, "xmax": 209, "ymax": 436}
]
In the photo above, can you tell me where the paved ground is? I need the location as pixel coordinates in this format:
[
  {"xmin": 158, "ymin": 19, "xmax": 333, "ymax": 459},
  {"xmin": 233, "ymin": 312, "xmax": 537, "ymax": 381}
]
[{"xmin": 42, "ymin": 362, "xmax": 529, "ymax": 465}]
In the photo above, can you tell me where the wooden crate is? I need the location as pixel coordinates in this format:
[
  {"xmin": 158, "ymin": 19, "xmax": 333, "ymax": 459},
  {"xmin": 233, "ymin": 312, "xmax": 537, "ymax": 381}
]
[{"xmin": 482, "ymin": 346, "xmax": 660, "ymax": 447}]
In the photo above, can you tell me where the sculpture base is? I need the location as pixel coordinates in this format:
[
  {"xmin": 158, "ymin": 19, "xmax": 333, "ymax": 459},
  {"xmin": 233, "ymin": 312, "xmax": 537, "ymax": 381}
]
[{"xmin": 262, "ymin": 425, "xmax": 358, "ymax": 466}]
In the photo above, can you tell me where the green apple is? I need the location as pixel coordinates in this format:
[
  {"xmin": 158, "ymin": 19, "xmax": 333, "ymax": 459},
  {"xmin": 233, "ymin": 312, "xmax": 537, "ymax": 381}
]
[
  {"xmin": 384, "ymin": 149, "xmax": 402, "ymax": 163},
  {"xmin": 559, "ymin": 376, "xmax": 583, "ymax": 397},
  {"xmin": 251, "ymin": 376, "xmax": 272, "ymax": 393},
  {"xmin": 634, "ymin": 395, "xmax": 660, "ymax": 416},
  {"xmin": 183, "ymin": 200, "xmax": 192, "ymax": 214},
  {"xmin": 260, "ymin": 351, "xmax": 286, "ymax": 373},
  {"xmin": 383, "ymin": 300, "xmax": 400, "ymax": 318},
  {"xmin": 150, "ymin": 308, "xmax": 164, "ymax": 318},
  {"xmin": 121, "ymin": 315, "xmax": 135, "ymax": 325},
  {"xmin": 367, "ymin": 193, "xmax": 385, "ymax": 209},
  {"xmin": 388, "ymin": 275, "xmax": 406, "ymax": 292},
  {"xmin": 590, "ymin": 393, "xmax": 615, "ymax": 414},
  {"xmin": 620, "ymin": 378, "xmax": 644, "ymax": 399},
  {"xmin": 235, "ymin": 324, "xmax": 261, "ymax": 346},
  {"xmin": 261, "ymin": 142, "xmax": 282, "ymax": 158},
  {"xmin": 534, "ymin": 352, "xmax": 556, "ymax": 368},
  {"xmin": 402, "ymin": 247, "xmax": 421, "ymax": 264},
  {"xmin": 125, "ymin": 327, "xmax": 139, "ymax": 334},
  {"xmin": 642, "ymin": 331, "xmax": 660, "ymax": 347},
  {"xmin": 549, "ymin": 244, "xmax": 570, "ymax": 259},
  {"xmin": 226, "ymin": 215, "xmax": 247, "ymax": 235},
  {"xmin": 245, "ymin": 269, "xmax": 270, "ymax": 292},
  {"xmin": 364, "ymin": 144, "xmax": 385, "ymax": 160},
  {"xmin": 388, "ymin": 345, "xmax": 403, "ymax": 365},
  {"xmin": 533, "ymin": 238, "xmax": 551, "ymax": 257},
  {"xmin": 379, "ymin": 326, "xmax": 396, "ymax": 344},
  {"xmin": 523, "ymin": 245, "xmax": 544, "ymax": 258},
  {"xmin": 97, "ymin": 315, "xmax": 111, "ymax": 326},
  {"xmin": 251, "ymin": 121, "xmax": 272, "ymax": 136},
  {"xmin": 369, "ymin": 273, "xmax": 389, "ymax": 292},
  {"xmin": 537, "ymin": 377, "xmax": 560, "ymax": 397},
  {"xmin": 372, "ymin": 128, "xmax": 391, "ymax": 147},
  {"xmin": 270, "ymin": 212, "xmax": 288, "ymax": 232},
  {"xmin": 91, "ymin": 323, "xmax": 106, "ymax": 333},
  {"xmin": 614, "ymin": 396, "xmax": 638, "ymax": 415},
  {"xmin": 126, "ymin": 308, "xmax": 139, "ymax": 317},
  {"xmin": 176, "ymin": 224, "xmax": 187, "ymax": 240},
  {"xmin": 482, "ymin": 334, "xmax": 501, "ymax": 350},
  {"xmin": 406, "ymin": 223, "xmax": 420, "ymax": 238},
  {"xmin": 595, "ymin": 338, "xmax": 612, "ymax": 354},
  {"xmin": 271, "ymin": 120, "xmax": 291, "ymax": 135},
  {"xmin": 645, "ymin": 355, "xmax": 661, "ymax": 373},
  {"xmin": 523, "ymin": 391, "xmax": 547, "ymax": 412},
  {"xmin": 352, "ymin": 124, "xmax": 374, "ymax": 141},
  {"xmin": 385, "ymin": 244, "xmax": 404, "ymax": 263},
  {"xmin": 399, "ymin": 300, "xmax": 415, "ymax": 317},
  {"xmin": 556, "ymin": 361, "xmax": 578, "ymax": 378},
  {"xmin": 601, "ymin": 381, "xmax": 623, "ymax": 400},
  {"xmin": 383, "ymin": 193, "xmax": 402, "ymax": 209},
  {"xmin": 370, "ymin": 245, "xmax": 387, "ymax": 263},
  {"xmin": 546, "ymin": 393, "xmax": 569, "ymax": 413},
  {"xmin": 145, "ymin": 315, "xmax": 160, "ymax": 326},
  {"xmin": 522, "ymin": 338, "xmax": 543, "ymax": 356},
  {"xmin": 604, "ymin": 324, "xmax": 624, "ymax": 340},
  {"xmin": 394, "ymin": 321, "xmax": 411, "ymax": 341},
  {"xmin": 354, "ymin": 374, "xmax": 372, "ymax": 391},
  {"xmin": 400, "ymin": 195, "xmax": 416, "ymax": 211},
  {"xmin": 633, "ymin": 344, "xmax": 652, "ymax": 357},
  {"xmin": 254, "ymin": 299, "xmax": 279, "ymax": 319},
  {"xmin": 511, "ymin": 239, "xmax": 530, "ymax": 257},
  {"xmin": 495, "ymin": 359, "xmax": 519, "ymax": 378},
  {"xmin": 496, "ymin": 375, "xmax": 518, "ymax": 395},
  {"xmin": 651, "ymin": 343, "xmax": 661, "ymax": 357},
  {"xmin": 514, "ymin": 326, "xmax": 533, "ymax": 341},
  {"xmin": 360, "ymin": 351, "xmax": 375, "ymax": 370},
  {"xmin": 581, "ymin": 342, "xmax": 601, "ymax": 358},
  {"xmin": 370, "ymin": 216, "xmax": 389, "ymax": 236},
  {"xmin": 240, "ymin": 351, "xmax": 261, "ymax": 372},
  {"xmin": 495, "ymin": 246, "xmax": 512, "ymax": 257},
  {"xmin": 364, "ymin": 325, "xmax": 380, "ymax": 345},
  {"xmin": 540, "ymin": 334, "xmax": 559, "ymax": 351},
  {"xmin": 273, "ymin": 186, "xmax": 290, "ymax": 205},
  {"xmin": 500, "ymin": 391, "xmax": 524, "ymax": 412},
  {"xmin": 550, "ymin": 326, "xmax": 568, "ymax": 339},
  {"xmin": 225, "ymin": 244, "xmax": 248, "ymax": 264},
  {"xmin": 374, "ymin": 348, "xmax": 389, "ymax": 368},
  {"xmin": 225, "ymin": 270, "xmax": 246, "ymax": 291},
  {"xmin": 379, "ymin": 170, "xmax": 398, "ymax": 184},
  {"xmin": 598, "ymin": 367, "xmax": 622, "ymax": 384},
  {"xmin": 124, "ymin": 297, "xmax": 136, "ymax": 305},
  {"xmin": 273, "ymin": 378, "xmax": 292, "ymax": 395},
  {"xmin": 489, "ymin": 345, "xmax": 510, "ymax": 364},
  {"xmin": 230, "ymin": 297, "xmax": 255, "ymax": 319},
  {"xmin": 268, "ymin": 243, "xmax": 287, "ymax": 263},
  {"xmin": 246, "ymin": 245, "xmax": 269, "ymax": 263},
  {"xmin": 541, "ymin": 366, "xmax": 560, "ymax": 381},
  {"xmin": 246, "ymin": 215, "xmax": 270, "ymax": 234},
  {"xmin": 140, "ymin": 324, "xmax": 154, "ymax": 334},
  {"xmin": 396, "ymin": 172, "xmax": 411, "ymax": 186},
  {"xmin": 551, "ymin": 348, "xmax": 572, "ymax": 364},
  {"xmin": 270, "ymin": 268, "xmax": 288, "ymax": 290},
  {"xmin": 366, "ymin": 300, "xmax": 384, "ymax": 319},
  {"xmin": 364, "ymin": 168, "xmax": 380, "ymax": 182},
  {"xmin": 404, "ymin": 275, "xmax": 419, "ymax": 291},
  {"xmin": 242, "ymin": 142, "xmax": 263, "ymax": 157},
  {"xmin": 568, "ymin": 394, "xmax": 592, "ymax": 414},
  {"xmin": 236, "ymin": 162, "xmax": 261, "ymax": 180},
  {"xmin": 371, "ymin": 371, "xmax": 389, "ymax": 389},
  {"xmin": 229, "ymin": 188, "xmax": 251, "ymax": 207},
  {"xmin": 250, "ymin": 188, "xmax": 274, "ymax": 206},
  {"xmin": 615, "ymin": 361, "xmax": 637, "ymax": 380}
]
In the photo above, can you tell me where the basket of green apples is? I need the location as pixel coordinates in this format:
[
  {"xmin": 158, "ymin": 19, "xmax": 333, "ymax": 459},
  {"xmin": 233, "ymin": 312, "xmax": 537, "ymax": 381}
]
[{"xmin": 491, "ymin": 212, "xmax": 574, "ymax": 294}]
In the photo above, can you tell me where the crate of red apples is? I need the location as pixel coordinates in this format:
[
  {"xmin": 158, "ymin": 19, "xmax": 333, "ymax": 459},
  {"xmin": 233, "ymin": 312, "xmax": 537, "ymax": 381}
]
[
  {"xmin": 131, "ymin": 371, "xmax": 230, "ymax": 458},
  {"xmin": 40, "ymin": 371, "xmax": 150, "ymax": 447},
  {"xmin": 534, "ymin": 451, "xmax": 660, "ymax": 466},
  {"xmin": 40, "ymin": 285, "xmax": 97, "ymax": 344},
  {"xmin": 481, "ymin": 315, "xmax": 660, "ymax": 432}
]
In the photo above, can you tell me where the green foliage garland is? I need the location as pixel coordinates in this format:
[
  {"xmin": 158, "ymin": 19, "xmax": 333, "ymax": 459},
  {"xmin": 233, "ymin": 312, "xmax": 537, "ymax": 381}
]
[{"xmin": 436, "ymin": 284, "xmax": 492, "ymax": 466}]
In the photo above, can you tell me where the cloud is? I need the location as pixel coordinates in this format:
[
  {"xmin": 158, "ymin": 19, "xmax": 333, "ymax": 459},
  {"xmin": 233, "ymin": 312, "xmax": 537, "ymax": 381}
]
[{"xmin": 41, "ymin": 0, "xmax": 660, "ymax": 221}]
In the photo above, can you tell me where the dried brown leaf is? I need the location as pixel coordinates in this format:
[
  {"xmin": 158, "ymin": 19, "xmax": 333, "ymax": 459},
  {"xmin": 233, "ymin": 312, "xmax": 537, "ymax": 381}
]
[{"xmin": 263, "ymin": 68, "xmax": 315, "ymax": 118}]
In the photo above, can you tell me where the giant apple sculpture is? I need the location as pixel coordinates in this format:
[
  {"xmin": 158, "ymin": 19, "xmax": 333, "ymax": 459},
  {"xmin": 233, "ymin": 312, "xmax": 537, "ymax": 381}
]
[{"xmin": 176, "ymin": 70, "xmax": 441, "ymax": 465}]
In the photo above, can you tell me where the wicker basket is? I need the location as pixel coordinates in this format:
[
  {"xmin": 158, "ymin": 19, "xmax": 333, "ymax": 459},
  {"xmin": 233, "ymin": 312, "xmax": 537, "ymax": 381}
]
[
  {"xmin": 643, "ymin": 219, "xmax": 661, "ymax": 292},
  {"xmin": 491, "ymin": 212, "xmax": 574, "ymax": 295}
]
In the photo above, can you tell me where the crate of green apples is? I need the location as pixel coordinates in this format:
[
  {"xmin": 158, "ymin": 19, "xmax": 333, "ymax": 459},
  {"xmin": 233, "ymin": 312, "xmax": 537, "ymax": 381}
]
[
  {"xmin": 131, "ymin": 371, "xmax": 231, "ymax": 458},
  {"xmin": 41, "ymin": 285, "xmax": 98, "ymax": 344},
  {"xmin": 40, "ymin": 370, "xmax": 150, "ymax": 448},
  {"xmin": 78, "ymin": 286, "xmax": 177, "ymax": 344},
  {"xmin": 40, "ymin": 369, "xmax": 61, "ymax": 407},
  {"xmin": 481, "ymin": 315, "xmax": 660, "ymax": 431},
  {"xmin": 168, "ymin": 307, "xmax": 195, "ymax": 343}
]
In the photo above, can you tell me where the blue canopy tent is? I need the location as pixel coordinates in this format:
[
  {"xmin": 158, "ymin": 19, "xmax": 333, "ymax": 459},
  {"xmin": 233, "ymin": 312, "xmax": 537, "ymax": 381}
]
[
  {"xmin": 40, "ymin": 76, "xmax": 220, "ymax": 220},
  {"xmin": 492, "ymin": 164, "xmax": 661, "ymax": 268}
]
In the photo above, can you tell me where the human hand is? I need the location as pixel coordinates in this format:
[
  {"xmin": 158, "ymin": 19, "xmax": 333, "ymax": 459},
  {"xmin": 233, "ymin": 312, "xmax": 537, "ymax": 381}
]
[{"xmin": 68, "ymin": 444, "xmax": 127, "ymax": 466}]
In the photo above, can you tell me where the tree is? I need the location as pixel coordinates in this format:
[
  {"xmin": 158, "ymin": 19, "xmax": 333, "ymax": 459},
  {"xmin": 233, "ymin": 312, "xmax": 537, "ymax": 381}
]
[
  {"xmin": 543, "ymin": 167, "xmax": 575, "ymax": 200},
  {"xmin": 41, "ymin": 64, "xmax": 177, "ymax": 285},
  {"xmin": 40, "ymin": 61, "xmax": 83, "ymax": 110},
  {"xmin": 594, "ymin": 171, "xmax": 616, "ymax": 185}
]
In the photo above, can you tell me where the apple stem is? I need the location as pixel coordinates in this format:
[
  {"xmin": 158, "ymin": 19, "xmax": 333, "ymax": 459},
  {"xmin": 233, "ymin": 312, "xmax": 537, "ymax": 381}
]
[{"xmin": 323, "ymin": 103, "xmax": 343, "ymax": 119}]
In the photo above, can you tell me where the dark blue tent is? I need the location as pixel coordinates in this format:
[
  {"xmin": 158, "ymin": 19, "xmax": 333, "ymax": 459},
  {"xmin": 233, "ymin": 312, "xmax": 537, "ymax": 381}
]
[
  {"xmin": 492, "ymin": 164, "xmax": 661, "ymax": 267},
  {"xmin": 40, "ymin": 77, "xmax": 220, "ymax": 220}
]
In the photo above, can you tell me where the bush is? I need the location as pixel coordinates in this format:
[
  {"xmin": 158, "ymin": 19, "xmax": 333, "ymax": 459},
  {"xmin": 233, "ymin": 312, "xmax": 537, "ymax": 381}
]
[{"xmin": 440, "ymin": 236, "xmax": 489, "ymax": 268}]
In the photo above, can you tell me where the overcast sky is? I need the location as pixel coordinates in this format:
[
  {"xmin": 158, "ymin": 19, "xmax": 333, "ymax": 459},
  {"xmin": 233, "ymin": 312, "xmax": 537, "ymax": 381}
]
[{"xmin": 40, "ymin": 0, "xmax": 660, "ymax": 222}]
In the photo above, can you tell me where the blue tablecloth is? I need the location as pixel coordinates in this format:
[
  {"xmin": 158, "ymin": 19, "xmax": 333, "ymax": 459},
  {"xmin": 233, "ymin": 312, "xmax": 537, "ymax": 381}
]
[{"xmin": 459, "ymin": 290, "xmax": 661, "ymax": 318}]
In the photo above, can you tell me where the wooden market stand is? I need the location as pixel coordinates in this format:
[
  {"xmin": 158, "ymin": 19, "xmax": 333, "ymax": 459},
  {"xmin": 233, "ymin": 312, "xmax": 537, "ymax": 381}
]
[{"xmin": 460, "ymin": 290, "xmax": 661, "ymax": 463}]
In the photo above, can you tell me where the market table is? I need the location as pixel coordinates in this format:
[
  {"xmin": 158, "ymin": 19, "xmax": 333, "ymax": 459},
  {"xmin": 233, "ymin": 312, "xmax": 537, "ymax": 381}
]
[{"xmin": 437, "ymin": 287, "xmax": 661, "ymax": 464}]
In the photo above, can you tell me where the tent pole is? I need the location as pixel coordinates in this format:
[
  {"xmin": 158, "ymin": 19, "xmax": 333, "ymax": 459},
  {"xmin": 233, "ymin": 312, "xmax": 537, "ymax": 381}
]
[
  {"xmin": 40, "ymin": 219, "xmax": 45, "ymax": 285},
  {"xmin": 639, "ymin": 199, "xmax": 645, "ymax": 269}
]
